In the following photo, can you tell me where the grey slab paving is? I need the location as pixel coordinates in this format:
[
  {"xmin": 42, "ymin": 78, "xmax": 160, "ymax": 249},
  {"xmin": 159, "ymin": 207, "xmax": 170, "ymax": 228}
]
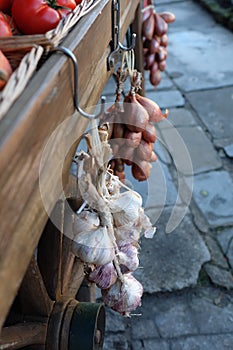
[
  {"xmin": 133, "ymin": 339, "xmax": 170, "ymax": 350},
  {"xmin": 145, "ymin": 161, "xmax": 180, "ymax": 209},
  {"xmin": 144, "ymin": 71, "xmax": 174, "ymax": 92},
  {"xmin": 129, "ymin": 317, "xmax": 160, "ymax": 340},
  {"xmin": 161, "ymin": 126, "xmax": 221, "ymax": 175},
  {"xmin": 103, "ymin": 333, "xmax": 129, "ymax": 350},
  {"xmin": 105, "ymin": 308, "xmax": 126, "ymax": 333},
  {"xmin": 134, "ymin": 209, "xmax": 210, "ymax": 293},
  {"xmin": 171, "ymin": 334, "xmax": 233, "ymax": 350},
  {"xmin": 224, "ymin": 143, "xmax": 233, "ymax": 158},
  {"xmin": 216, "ymin": 227, "xmax": 233, "ymax": 255},
  {"xmin": 159, "ymin": 108, "xmax": 197, "ymax": 128},
  {"xmin": 204, "ymin": 263, "xmax": 233, "ymax": 289},
  {"xmin": 163, "ymin": 2, "xmax": 233, "ymax": 91},
  {"xmin": 149, "ymin": 287, "xmax": 233, "ymax": 338},
  {"xmin": 154, "ymin": 139, "xmax": 172, "ymax": 165},
  {"xmin": 187, "ymin": 87, "xmax": 233, "ymax": 140},
  {"xmin": 227, "ymin": 239, "xmax": 233, "ymax": 271},
  {"xmin": 146, "ymin": 89, "xmax": 185, "ymax": 109},
  {"xmin": 203, "ymin": 235, "xmax": 229, "ymax": 269},
  {"xmin": 192, "ymin": 171, "xmax": 233, "ymax": 229}
]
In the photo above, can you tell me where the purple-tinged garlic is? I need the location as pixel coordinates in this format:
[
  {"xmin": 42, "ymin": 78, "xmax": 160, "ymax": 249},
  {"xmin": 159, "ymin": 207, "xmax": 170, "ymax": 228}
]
[
  {"xmin": 72, "ymin": 226, "xmax": 115, "ymax": 266},
  {"xmin": 101, "ymin": 274, "xmax": 143, "ymax": 316},
  {"xmin": 118, "ymin": 243, "xmax": 139, "ymax": 273},
  {"xmin": 114, "ymin": 225, "xmax": 140, "ymax": 245},
  {"xmin": 87, "ymin": 262, "xmax": 117, "ymax": 289},
  {"xmin": 109, "ymin": 190, "xmax": 143, "ymax": 227},
  {"xmin": 74, "ymin": 210, "xmax": 100, "ymax": 234}
]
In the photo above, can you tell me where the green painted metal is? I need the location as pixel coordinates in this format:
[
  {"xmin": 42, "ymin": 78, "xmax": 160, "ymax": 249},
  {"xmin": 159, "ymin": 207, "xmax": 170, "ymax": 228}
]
[{"xmin": 69, "ymin": 302, "xmax": 105, "ymax": 350}]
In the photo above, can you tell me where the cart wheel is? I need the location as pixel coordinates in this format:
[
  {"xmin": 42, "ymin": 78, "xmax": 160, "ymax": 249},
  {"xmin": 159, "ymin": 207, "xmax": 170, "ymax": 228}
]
[{"xmin": 0, "ymin": 200, "xmax": 105, "ymax": 350}]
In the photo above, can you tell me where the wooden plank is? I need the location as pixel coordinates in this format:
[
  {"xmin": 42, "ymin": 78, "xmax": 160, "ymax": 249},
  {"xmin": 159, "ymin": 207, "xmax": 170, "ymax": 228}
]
[
  {"xmin": 0, "ymin": 323, "xmax": 47, "ymax": 349},
  {"xmin": 0, "ymin": 0, "xmax": 141, "ymax": 331}
]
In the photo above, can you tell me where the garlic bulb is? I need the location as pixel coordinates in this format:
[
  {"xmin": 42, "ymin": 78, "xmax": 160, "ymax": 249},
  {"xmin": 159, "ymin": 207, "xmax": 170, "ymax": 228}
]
[
  {"xmin": 72, "ymin": 226, "xmax": 115, "ymax": 266},
  {"xmin": 74, "ymin": 210, "xmax": 100, "ymax": 235},
  {"xmin": 110, "ymin": 190, "xmax": 143, "ymax": 227},
  {"xmin": 139, "ymin": 209, "xmax": 156, "ymax": 238},
  {"xmin": 87, "ymin": 262, "xmax": 117, "ymax": 289},
  {"xmin": 114, "ymin": 225, "xmax": 140, "ymax": 245},
  {"xmin": 101, "ymin": 274, "xmax": 143, "ymax": 316},
  {"xmin": 118, "ymin": 243, "xmax": 139, "ymax": 273}
]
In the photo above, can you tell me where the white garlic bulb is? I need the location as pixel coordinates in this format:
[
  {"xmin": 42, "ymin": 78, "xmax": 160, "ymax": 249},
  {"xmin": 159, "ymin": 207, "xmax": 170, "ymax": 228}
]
[
  {"xmin": 87, "ymin": 262, "xmax": 117, "ymax": 289},
  {"xmin": 74, "ymin": 210, "xmax": 100, "ymax": 235},
  {"xmin": 101, "ymin": 274, "xmax": 143, "ymax": 316},
  {"xmin": 118, "ymin": 243, "xmax": 139, "ymax": 273},
  {"xmin": 72, "ymin": 226, "xmax": 115, "ymax": 266},
  {"xmin": 109, "ymin": 190, "xmax": 143, "ymax": 227},
  {"xmin": 114, "ymin": 225, "xmax": 140, "ymax": 245},
  {"xmin": 139, "ymin": 209, "xmax": 156, "ymax": 238}
]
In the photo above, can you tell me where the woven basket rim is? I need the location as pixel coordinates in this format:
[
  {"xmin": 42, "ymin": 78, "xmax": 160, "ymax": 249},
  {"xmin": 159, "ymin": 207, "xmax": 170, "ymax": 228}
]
[{"xmin": 0, "ymin": 0, "xmax": 101, "ymax": 51}]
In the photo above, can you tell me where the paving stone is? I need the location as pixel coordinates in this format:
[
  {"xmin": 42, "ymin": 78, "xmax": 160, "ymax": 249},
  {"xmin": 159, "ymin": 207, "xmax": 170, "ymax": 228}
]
[
  {"xmin": 132, "ymin": 339, "xmax": 170, "ymax": 350},
  {"xmin": 192, "ymin": 171, "xmax": 233, "ymax": 229},
  {"xmin": 227, "ymin": 239, "xmax": 233, "ymax": 271},
  {"xmin": 154, "ymin": 139, "xmax": 172, "ymax": 165},
  {"xmin": 103, "ymin": 333, "xmax": 129, "ymax": 350},
  {"xmin": 144, "ymin": 71, "xmax": 174, "ymax": 92},
  {"xmin": 146, "ymin": 90, "xmax": 185, "ymax": 109},
  {"xmin": 129, "ymin": 317, "xmax": 159, "ymax": 340},
  {"xmin": 224, "ymin": 143, "xmax": 233, "ymax": 158},
  {"xmin": 204, "ymin": 263, "xmax": 233, "ymax": 289},
  {"xmin": 187, "ymin": 87, "xmax": 233, "ymax": 140},
  {"xmin": 105, "ymin": 307, "xmax": 126, "ymax": 333},
  {"xmin": 204, "ymin": 235, "xmax": 229, "ymax": 269},
  {"xmin": 158, "ymin": 108, "xmax": 197, "ymax": 129},
  {"xmin": 213, "ymin": 138, "xmax": 233, "ymax": 149},
  {"xmin": 161, "ymin": 126, "xmax": 221, "ymax": 175},
  {"xmin": 171, "ymin": 334, "xmax": 233, "ymax": 350},
  {"xmin": 134, "ymin": 209, "xmax": 210, "ymax": 293},
  {"xmin": 145, "ymin": 161, "xmax": 179, "ymax": 209},
  {"xmin": 216, "ymin": 227, "xmax": 233, "ymax": 254},
  {"xmin": 165, "ymin": 1, "xmax": 233, "ymax": 91},
  {"xmin": 149, "ymin": 287, "xmax": 233, "ymax": 338}
]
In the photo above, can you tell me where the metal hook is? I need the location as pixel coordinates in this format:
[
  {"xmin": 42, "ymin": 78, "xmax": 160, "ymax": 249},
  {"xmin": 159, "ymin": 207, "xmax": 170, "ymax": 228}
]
[
  {"xmin": 52, "ymin": 46, "xmax": 106, "ymax": 119},
  {"xmin": 107, "ymin": 0, "xmax": 136, "ymax": 70}
]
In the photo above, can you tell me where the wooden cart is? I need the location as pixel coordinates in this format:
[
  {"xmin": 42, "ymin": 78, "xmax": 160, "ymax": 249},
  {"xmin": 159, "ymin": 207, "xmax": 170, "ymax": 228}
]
[{"xmin": 0, "ymin": 0, "xmax": 143, "ymax": 348}]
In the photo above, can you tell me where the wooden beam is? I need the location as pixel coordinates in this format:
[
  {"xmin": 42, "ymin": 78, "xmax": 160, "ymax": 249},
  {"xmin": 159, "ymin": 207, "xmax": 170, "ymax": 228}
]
[{"xmin": 0, "ymin": 0, "xmax": 141, "ymax": 331}]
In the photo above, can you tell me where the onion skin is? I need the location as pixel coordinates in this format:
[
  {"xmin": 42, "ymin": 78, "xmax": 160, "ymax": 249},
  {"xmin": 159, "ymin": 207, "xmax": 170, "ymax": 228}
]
[
  {"xmin": 156, "ymin": 47, "xmax": 167, "ymax": 62},
  {"xmin": 150, "ymin": 69, "xmax": 161, "ymax": 87},
  {"xmin": 124, "ymin": 93, "xmax": 149, "ymax": 133},
  {"xmin": 142, "ymin": 7, "xmax": 153, "ymax": 22},
  {"xmin": 132, "ymin": 161, "xmax": 152, "ymax": 181},
  {"xmin": 158, "ymin": 60, "xmax": 166, "ymax": 72},
  {"xmin": 160, "ymin": 34, "xmax": 168, "ymax": 47},
  {"xmin": 0, "ymin": 50, "xmax": 12, "ymax": 90},
  {"xmin": 115, "ymin": 158, "xmax": 125, "ymax": 172},
  {"xmin": 136, "ymin": 140, "xmax": 153, "ymax": 161},
  {"xmin": 149, "ymin": 38, "xmax": 160, "ymax": 54},
  {"xmin": 118, "ymin": 145, "xmax": 135, "ymax": 165},
  {"xmin": 124, "ymin": 129, "xmax": 142, "ymax": 148},
  {"xmin": 142, "ymin": 122, "xmax": 157, "ymax": 143},
  {"xmin": 159, "ymin": 11, "xmax": 176, "ymax": 23},
  {"xmin": 150, "ymin": 151, "xmax": 158, "ymax": 162},
  {"xmin": 135, "ymin": 93, "xmax": 168, "ymax": 122},
  {"xmin": 144, "ymin": 52, "xmax": 155, "ymax": 70},
  {"xmin": 142, "ymin": 12, "xmax": 155, "ymax": 40},
  {"xmin": 154, "ymin": 13, "xmax": 168, "ymax": 37}
]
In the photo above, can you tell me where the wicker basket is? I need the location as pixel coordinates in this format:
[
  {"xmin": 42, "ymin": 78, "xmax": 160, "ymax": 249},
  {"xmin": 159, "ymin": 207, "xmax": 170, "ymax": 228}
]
[{"xmin": 0, "ymin": 0, "xmax": 101, "ymax": 120}]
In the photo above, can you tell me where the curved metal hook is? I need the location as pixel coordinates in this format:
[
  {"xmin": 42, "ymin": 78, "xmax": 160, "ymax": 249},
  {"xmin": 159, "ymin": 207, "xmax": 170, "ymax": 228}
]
[
  {"xmin": 52, "ymin": 46, "xmax": 106, "ymax": 119},
  {"xmin": 107, "ymin": 0, "xmax": 136, "ymax": 70}
]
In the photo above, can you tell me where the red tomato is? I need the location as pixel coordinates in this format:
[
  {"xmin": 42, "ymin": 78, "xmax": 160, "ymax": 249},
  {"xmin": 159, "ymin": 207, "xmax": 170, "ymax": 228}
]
[
  {"xmin": 0, "ymin": 50, "xmax": 12, "ymax": 90},
  {"xmin": 75, "ymin": 0, "xmax": 82, "ymax": 3},
  {"xmin": 12, "ymin": 0, "xmax": 77, "ymax": 35},
  {"xmin": 0, "ymin": 11, "xmax": 12, "ymax": 36},
  {"xmin": 0, "ymin": 0, "xmax": 13, "ymax": 13}
]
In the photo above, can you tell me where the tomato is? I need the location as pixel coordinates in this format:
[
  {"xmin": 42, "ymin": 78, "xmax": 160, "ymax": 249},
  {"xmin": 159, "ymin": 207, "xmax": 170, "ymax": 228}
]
[
  {"xmin": 12, "ymin": 0, "xmax": 77, "ymax": 35},
  {"xmin": 75, "ymin": 0, "xmax": 82, "ymax": 3},
  {"xmin": 0, "ymin": 11, "xmax": 12, "ymax": 36},
  {"xmin": 0, "ymin": 50, "xmax": 12, "ymax": 90},
  {"xmin": 0, "ymin": 0, "xmax": 13, "ymax": 13}
]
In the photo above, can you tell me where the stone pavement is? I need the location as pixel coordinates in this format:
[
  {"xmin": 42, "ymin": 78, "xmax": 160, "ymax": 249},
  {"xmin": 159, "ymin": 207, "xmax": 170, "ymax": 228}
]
[{"xmin": 100, "ymin": 1, "xmax": 233, "ymax": 348}]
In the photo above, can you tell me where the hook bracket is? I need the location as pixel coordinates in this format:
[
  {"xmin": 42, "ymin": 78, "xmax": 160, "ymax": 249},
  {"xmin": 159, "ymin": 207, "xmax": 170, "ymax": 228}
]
[
  {"xmin": 52, "ymin": 46, "xmax": 106, "ymax": 120},
  {"xmin": 107, "ymin": 0, "xmax": 136, "ymax": 70}
]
